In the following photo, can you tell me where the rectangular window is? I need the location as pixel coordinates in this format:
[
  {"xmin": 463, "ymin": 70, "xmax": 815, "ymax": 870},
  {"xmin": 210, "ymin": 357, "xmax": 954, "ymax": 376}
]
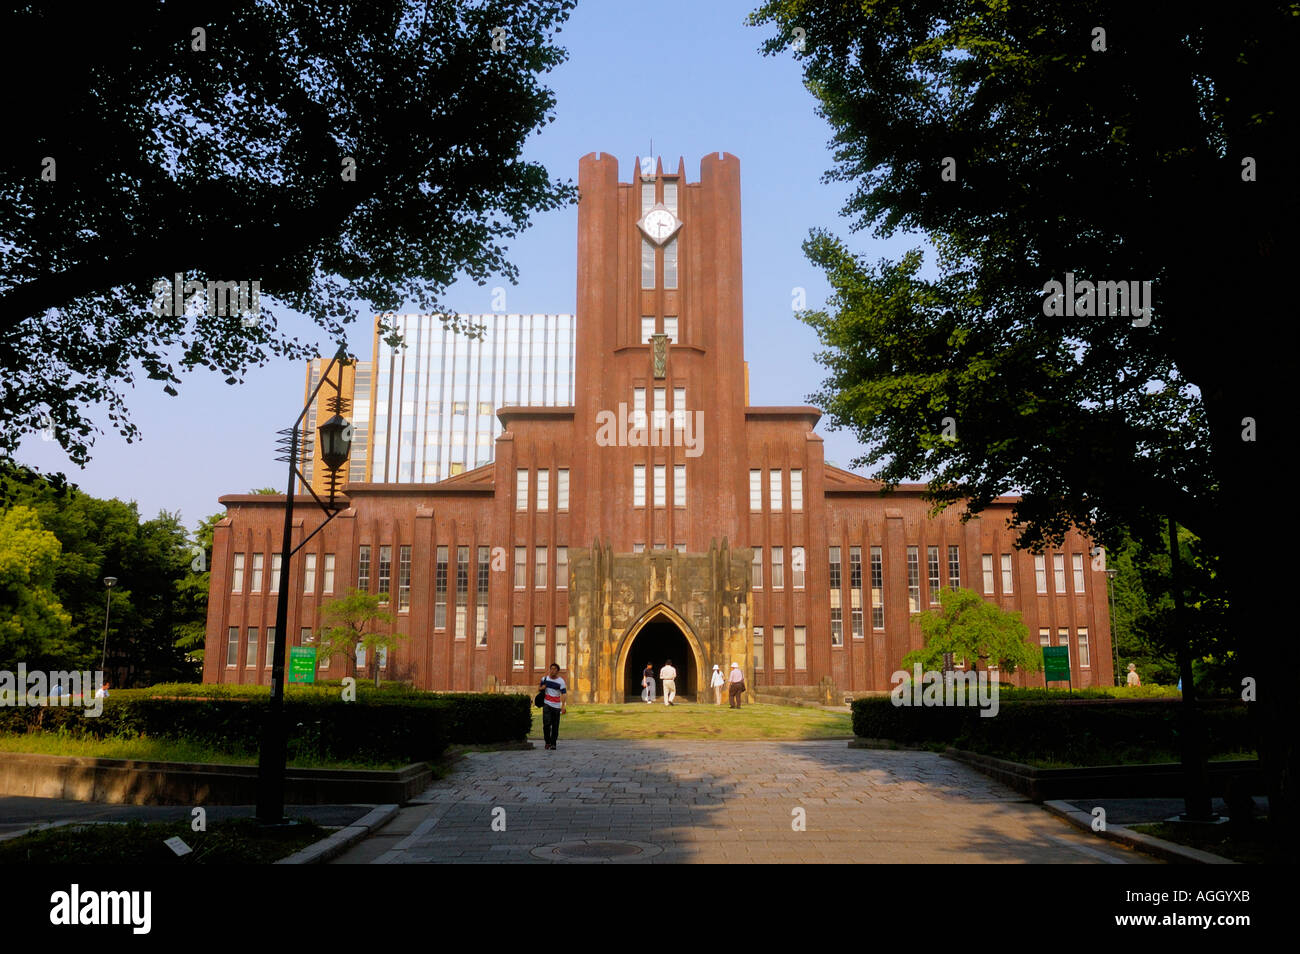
[
  {"xmin": 927, "ymin": 546, "xmax": 940, "ymax": 604},
  {"xmin": 641, "ymin": 238, "xmax": 655, "ymax": 289},
  {"xmin": 633, "ymin": 543, "xmax": 644, "ymax": 553},
  {"xmin": 455, "ymin": 546, "xmax": 468, "ymax": 639},
  {"xmin": 641, "ymin": 316, "xmax": 655, "ymax": 343},
  {"xmin": 513, "ymin": 626, "xmax": 525, "ymax": 669},
  {"xmin": 794, "ymin": 626, "xmax": 807, "ymax": 671},
  {"xmin": 226, "ymin": 627, "xmax": 238, "ymax": 667},
  {"xmin": 323, "ymin": 554, "xmax": 335, "ymax": 595},
  {"xmin": 673, "ymin": 465, "xmax": 685, "ymax": 508},
  {"xmin": 664, "ymin": 237, "xmax": 678, "ymax": 289},
  {"xmin": 378, "ymin": 546, "xmax": 391, "ymax": 603},
  {"xmin": 653, "ymin": 464, "xmax": 666, "ymax": 507},
  {"xmin": 1039, "ymin": 627, "xmax": 1051, "ymax": 647},
  {"xmin": 663, "ymin": 180, "xmax": 677, "ymax": 215},
  {"xmin": 850, "ymin": 546, "xmax": 864, "ymax": 638},
  {"xmin": 1058, "ymin": 627, "xmax": 1070, "ymax": 665},
  {"xmin": 397, "ymin": 545, "xmax": 411, "ymax": 612},
  {"xmin": 829, "ymin": 546, "xmax": 843, "ymax": 647},
  {"xmin": 536, "ymin": 469, "xmax": 549, "ymax": 511},
  {"xmin": 664, "ymin": 317, "xmax": 678, "ymax": 343},
  {"xmin": 557, "ymin": 469, "xmax": 570, "ymax": 510},
  {"xmin": 303, "ymin": 553, "xmax": 316, "ymax": 594},
  {"xmin": 771, "ymin": 546, "xmax": 784, "ymax": 589},
  {"xmin": 244, "ymin": 628, "xmax": 258, "ymax": 668},
  {"xmin": 752, "ymin": 547, "xmax": 763, "ymax": 588},
  {"xmin": 642, "ymin": 180, "xmax": 655, "ymax": 212},
  {"xmin": 476, "ymin": 605, "xmax": 488, "ymax": 647},
  {"xmin": 1078, "ymin": 627, "xmax": 1090, "ymax": 667},
  {"xmin": 947, "ymin": 545, "xmax": 961, "ymax": 590},
  {"xmin": 1072, "ymin": 553, "xmax": 1085, "ymax": 593},
  {"xmin": 514, "ymin": 546, "xmax": 527, "ymax": 589},
  {"xmin": 476, "ymin": 546, "xmax": 490, "ymax": 648},
  {"xmin": 870, "ymin": 546, "xmax": 884, "ymax": 629},
  {"xmin": 754, "ymin": 627, "xmax": 764, "ymax": 671},
  {"xmin": 769, "ymin": 469, "xmax": 783, "ymax": 511},
  {"xmin": 516, "ymin": 469, "xmax": 529, "ymax": 511},
  {"xmin": 634, "ymin": 464, "xmax": 646, "ymax": 507},
  {"xmin": 264, "ymin": 627, "xmax": 275, "ymax": 668},
  {"xmin": 982, "ymin": 554, "xmax": 995, "ymax": 595},
  {"xmin": 790, "ymin": 470, "xmax": 803, "ymax": 511},
  {"xmin": 378, "ymin": 646, "xmax": 388, "ymax": 669},
  {"xmin": 555, "ymin": 626, "xmax": 568, "ymax": 669},
  {"xmin": 533, "ymin": 625, "xmax": 547, "ymax": 671},
  {"xmin": 271, "ymin": 554, "xmax": 281, "ymax": 593},
  {"xmin": 653, "ymin": 388, "xmax": 666, "ymax": 430},
  {"xmin": 535, "ymin": 546, "xmax": 547, "ymax": 589},
  {"xmin": 357, "ymin": 546, "xmax": 370, "ymax": 592},
  {"xmin": 232, "ymin": 553, "xmax": 244, "ymax": 593},
  {"xmin": 1035, "ymin": 554, "xmax": 1047, "ymax": 594},
  {"xmin": 672, "ymin": 386, "xmax": 686, "ymax": 429},
  {"xmin": 355, "ymin": 643, "xmax": 366, "ymax": 672},
  {"xmin": 907, "ymin": 546, "xmax": 921, "ymax": 612},
  {"xmin": 1053, "ymin": 553, "xmax": 1066, "ymax": 593},
  {"xmin": 675, "ymin": 543, "xmax": 686, "ymax": 554},
  {"xmin": 793, "ymin": 546, "xmax": 805, "ymax": 588},
  {"xmin": 556, "ymin": 547, "xmax": 568, "ymax": 588},
  {"xmin": 1001, "ymin": 553, "xmax": 1013, "ymax": 594},
  {"xmin": 773, "ymin": 626, "xmax": 786, "ymax": 670},
  {"xmin": 633, "ymin": 388, "xmax": 646, "ymax": 428},
  {"xmin": 251, "ymin": 553, "xmax": 264, "ymax": 593},
  {"xmin": 749, "ymin": 470, "xmax": 762, "ymax": 511}
]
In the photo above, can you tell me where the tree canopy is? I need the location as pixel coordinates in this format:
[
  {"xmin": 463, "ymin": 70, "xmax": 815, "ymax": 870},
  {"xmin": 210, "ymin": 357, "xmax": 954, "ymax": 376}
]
[{"xmin": 902, "ymin": 587, "xmax": 1039, "ymax": 677}]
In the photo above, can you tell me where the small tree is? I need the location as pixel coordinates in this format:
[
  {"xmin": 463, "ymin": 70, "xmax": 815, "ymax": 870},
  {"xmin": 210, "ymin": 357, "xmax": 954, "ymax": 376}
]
[
  {"xmin": 317, "ymin": 590, "xmax": 407, "ymax": 688},
  {"xmin": 902, "ymin": 587, "xmax": 1039, "ymax": 680}
]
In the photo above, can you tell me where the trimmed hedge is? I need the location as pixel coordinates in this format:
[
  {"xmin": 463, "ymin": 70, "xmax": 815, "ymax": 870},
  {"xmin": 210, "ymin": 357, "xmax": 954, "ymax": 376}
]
[
  {"xmin": 852, "ymin": 696, "xmax": 1254, "ymax": 766},
  {"xmin": 1, "ymin": 687, "xmax": 531, "ymax": 763}
]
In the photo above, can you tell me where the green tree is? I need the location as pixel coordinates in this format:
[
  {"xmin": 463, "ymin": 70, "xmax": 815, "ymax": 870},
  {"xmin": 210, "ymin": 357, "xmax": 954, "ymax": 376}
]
[
  {"xmin": 1, "ymin": 1, "xmax": 577, "ymax": 473},
  {"xmin": 0, "ymin": 506, "xmax": 74, "ymax": 667},
  {"xmin": 902, "ymin": 587, "xmax": 1039, "ymax": 680},
  {"xmin": 173, "ymin": 511, "xmax": 225, "ymax": 666},
  {"xmin": 317, "ymin": 589, "xmax": 407, "ymax": 688}
]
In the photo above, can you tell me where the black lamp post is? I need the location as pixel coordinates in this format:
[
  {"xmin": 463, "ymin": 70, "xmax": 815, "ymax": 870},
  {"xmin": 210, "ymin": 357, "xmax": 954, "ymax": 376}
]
[
  {"xmin": 257, "ymin": 344, "xmax": 353, "ymax": 825},
  {"xmin": 1105, "ymin": 568, "xmax": 1119, "ymax": 687},
  {"xmin": 100, "ymin": 577, "xmax": 117, "ymax": 680}
]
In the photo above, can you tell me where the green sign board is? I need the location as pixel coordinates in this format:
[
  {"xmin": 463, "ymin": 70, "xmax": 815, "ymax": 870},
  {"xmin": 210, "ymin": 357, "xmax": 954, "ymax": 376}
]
[
  {"xmin": 1042, "ymin": 646, "xmax": 1071, "ymax": 683},
  {"xmin": 288, "ymin": 646, "xmax": 317, "ymax": 684}
]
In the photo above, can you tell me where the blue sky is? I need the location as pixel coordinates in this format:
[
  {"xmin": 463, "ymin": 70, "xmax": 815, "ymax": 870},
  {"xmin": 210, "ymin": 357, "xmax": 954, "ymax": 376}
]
[{"xmin": 16, "ymin": 0, "xmax": 929, "ymax": 532}]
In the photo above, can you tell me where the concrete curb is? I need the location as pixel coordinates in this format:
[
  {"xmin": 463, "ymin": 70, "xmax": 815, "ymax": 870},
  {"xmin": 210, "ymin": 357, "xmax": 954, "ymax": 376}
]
[
  {"xmin": 274, "ymin": 804, "xmax": 399, "ymax": 865},
  {"xmin": 1042, "ymin": 800, "xmax": 1236, "ymax": 864}
]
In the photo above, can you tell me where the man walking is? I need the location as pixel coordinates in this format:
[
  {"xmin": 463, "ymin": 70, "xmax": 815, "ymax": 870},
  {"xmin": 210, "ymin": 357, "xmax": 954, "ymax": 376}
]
[
  {"xmin": 728, "ymin": 661, "xmax": 745, "ymax": 708},
  {"xmin": 660, "ymin": 659, "xmax": 677, "ymax": 706},
  {"xmin": 539, "ymin": 663, "xmax": 567, "ymax": 750},
  {"xmin": 641, "ymin": 662, "xmax": 656, "ymax": 704}
]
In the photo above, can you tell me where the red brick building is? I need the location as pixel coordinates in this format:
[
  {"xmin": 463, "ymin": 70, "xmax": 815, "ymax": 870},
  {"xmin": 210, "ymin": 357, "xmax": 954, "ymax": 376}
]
[{"xmin": 202, "ymin": 152, "xmax": 1113, "ymax": 700}]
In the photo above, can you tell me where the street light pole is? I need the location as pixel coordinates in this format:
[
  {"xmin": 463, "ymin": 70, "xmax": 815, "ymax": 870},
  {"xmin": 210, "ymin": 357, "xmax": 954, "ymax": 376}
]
[
  {"xmin": 1105, "ymin": 568, "xmax": 1119, "ymax": 687},
  {"xmin": 257, "ymin": 344, "xmax": 353, "ymax": 825},
  {"xmin": 100, "ymin": 577, "xmax": 118, "ymax": 680}
]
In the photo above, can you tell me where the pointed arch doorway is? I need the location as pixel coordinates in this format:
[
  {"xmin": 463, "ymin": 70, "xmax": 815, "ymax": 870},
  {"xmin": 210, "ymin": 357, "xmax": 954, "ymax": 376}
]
[{"xmin": 618, "ymin": 603, "xmax": 703, "ymax": 702}]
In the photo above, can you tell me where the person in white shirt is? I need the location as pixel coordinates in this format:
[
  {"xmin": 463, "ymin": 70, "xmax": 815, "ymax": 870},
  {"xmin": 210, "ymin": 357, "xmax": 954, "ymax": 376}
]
[
  {"xmin": 660, "ymin": 659, "xmax": 678, "ymax": 706},
  {"xmin": 709, "ymin": 664, "xmax": 725, "ymax": 705},
  {"xmin": 1126, "ymin": 663, "xmax": 1141, "ymax": 687},
  {"xmin": 539, "ymin": 663, "xmax": 567, "ymax": 750}
]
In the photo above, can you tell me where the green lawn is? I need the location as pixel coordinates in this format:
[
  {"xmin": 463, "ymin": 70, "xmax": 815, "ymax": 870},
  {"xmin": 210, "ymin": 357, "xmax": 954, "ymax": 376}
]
[
  {"xmin": 0, "ymin": 732, "xmax": 407, "ymax": 770},
  {"xmin": 0, "ymin": 818, "xmax": 324, "ymax": 865},
  {"xmin": 529, "ymin": 701, "xmax": 852, "ymax": 740}
]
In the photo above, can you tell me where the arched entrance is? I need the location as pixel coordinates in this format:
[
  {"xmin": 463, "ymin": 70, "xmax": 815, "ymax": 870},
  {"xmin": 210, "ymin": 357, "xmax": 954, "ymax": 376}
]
[{"xmin": 618, "ymin": 604, "xmax": 702, "ymax": 702}]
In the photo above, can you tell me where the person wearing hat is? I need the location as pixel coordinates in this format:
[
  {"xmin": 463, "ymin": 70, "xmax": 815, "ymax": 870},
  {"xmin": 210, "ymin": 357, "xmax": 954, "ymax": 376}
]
[
  {"xmin": 727, "ymin": 661, "xmax": 746, "ymax": 708},
  {"xmin": 1125, "ymin": 663, "xmax": 1141, "ymax": 687},
  {"xmin": 709, "ymin": 664, "xmax": 725, "ymax": 705}
]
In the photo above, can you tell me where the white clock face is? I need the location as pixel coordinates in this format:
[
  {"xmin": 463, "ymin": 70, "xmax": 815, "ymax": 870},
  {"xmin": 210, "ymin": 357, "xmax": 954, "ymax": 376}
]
[{"xmin": 640, "ymin": 207, "xmax": 679, "ymax": 245}]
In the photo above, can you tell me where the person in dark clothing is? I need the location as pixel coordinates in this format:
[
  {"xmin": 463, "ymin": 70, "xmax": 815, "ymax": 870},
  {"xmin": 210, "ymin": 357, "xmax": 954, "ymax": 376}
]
[
  {"xmin": 641, "ymin": 662, "xmax": 656, "ymax": 704},
  {"xmin": 539, "ymin": 663, "xmax": 567, "ymax": 750}
]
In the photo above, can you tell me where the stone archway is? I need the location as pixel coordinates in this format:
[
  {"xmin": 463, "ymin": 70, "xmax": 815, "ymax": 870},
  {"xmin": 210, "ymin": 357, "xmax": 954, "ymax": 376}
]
[{"xmin": 615, "ymin": 602, "xmax": 706, "ymax": 702}]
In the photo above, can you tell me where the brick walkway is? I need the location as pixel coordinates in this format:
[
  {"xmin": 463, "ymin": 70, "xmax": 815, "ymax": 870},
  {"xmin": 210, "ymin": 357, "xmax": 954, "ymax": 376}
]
[{"xmin": 331, "ymin": 740, "xmax": 1155, "ymax": 864}]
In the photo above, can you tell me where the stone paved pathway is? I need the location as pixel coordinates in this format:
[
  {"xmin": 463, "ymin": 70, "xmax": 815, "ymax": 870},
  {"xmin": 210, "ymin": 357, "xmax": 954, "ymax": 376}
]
[{"xmin": 331, "ymin": 741, "xmax": 1155, "ymax": 864}]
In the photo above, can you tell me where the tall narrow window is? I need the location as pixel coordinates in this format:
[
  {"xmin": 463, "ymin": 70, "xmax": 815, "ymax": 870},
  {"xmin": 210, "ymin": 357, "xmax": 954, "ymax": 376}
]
[
  {"xmin": 653, "ymin": 388, "xmax": 666, "ymax": 430},
  {"xmin": 476, "ymin": 546, "xmax": 490, "ymax": 647},
  {"xmin": 516, "ymin": 469, "xmax": 529, "ymax": 511},
  {"xmin": 634, "ymin": 464, "xmax": 646, "ymax": 507},
  {"xmin": 514, "ymin": 546, "xmax": 526, "ymax": 589},
  {"xmin": 870, "ymin": 546, "xmax": 884, "ymax": 629},
  {"xmin": 641, "ymin": 238, "xmax": 655, "ymax": 289},
  {"xmin": 356, "ymin": 643, "xmax": 367, "ymax": 672},
  {"xmin": 264, "ymin": 627, "xmax": 275, "ymax": 668},
  {"xmin": 771, "ymin": 546, "xmax": 784, "ymax": 589},
  {"xmin": 907, "ymin": 546, "xmax": 921, "ymax": 612},
  {"xmin": 982, "ymin": 554, "xmax": 995, "ymax": 595},
  {"xmin": 303, "ymin": 553, "xmax": 316, "ymax": 594},
  {"xmin": 1077, "ymin": 627, "xmax": 1090, "ymax": 667},
  {"xmin": 927, "ymin": 546, "xmax": 940, "ymax": 604},
  {"xmin": 672, "ymin": 386, "xmax": 686, "ymax": 429},
  {"xmin": 1053, "ymin": 553, "xmax": 1066, "ymax": 593},
  {"xmin": 1001, "ymin": 554, "xmax": 1014, "ymax": 594},
  {"xmin": 1035, "ymin": 554, "xmax": 1047, "ymax": 593},
  {"xmin": 664, "ymin": 237, "xmax": 678, "ymax": 289},
  {"xmin": 430, "ymin": 545, "xmax": 446, "ymax": 625},
  {"xmin": 535, "ymin": 546, "xmax": 547, "ymax": 588},
  {"xmin": 536, "ymin": 469, "xmax": 549, "ymax": 511},
  {"xmin": 754, "ymin": 627, "xmax": 764, "ymax": 671},
  {"xmin": 773, "ymin": 626, "xmax": 786, "ymax": 669},
  {"xmin": 245, "ymin": 627, "xmax": 258, "ymax": 668},
  {"xmin": 664, "ymin": 317, "xmax": 678, "ymax": 343},
  {"xmin": 633, "ymin": 388, "xmax": 646, "ymax": 428},
  {"xmin": 1058, "ymin": 627, "xmax": 1070, "ymax": 664},
  {"xmin": 513, "ymin": 626, "xmax": 525, "ymax": 669},
  {"xmin": 752, "ymin": 547, "xmax": 763, "ymax": 588},
  {"xmin": 455, "ymin": 546, "xmax": 469, "ymax": 638},
  {"xmin": 556, "ymin": 547, "xmax": 568, "ymax": 588},
  {"xmin": 829, "ymin": 547, "xmax": 843, "ymax": 647},
  {"xmin": 850, "ymin": 546, "xmax": 864, "ymax": 638},
  {"xmin": 1039, "ymin": 627, "xmax": 1051, "ymax": 647},
  {"xmin": 323, "ymin": 554, "xmax": 335, "ymax": 594},
  {"xmin": 947, "ymin": 545, "xmax": 961, "ymax": 590},
  {"xmin": 749, "ymin": 470, "xmax": 762, "ymax": 511},
  {"xmin": 653, "ymin": 464, "xmax": 666, "ymax": 507},
  {"xmin": 251, "ymin": 553, "xmax": 264, "ymax": 593},
  {"xmin": 641, "ymin": 317, "xmax": 655, "ymax": 343},
  {"xmin": 1072, "ymin": 553, "xmax": 1085, "ymax": 593},
  {"xmin": 790, "ymin": 470, "xmax": 803, "ymax": 511},
  {"xmin": 642, "ymin": 180, "xmax": 656, "ymax": 213},
  {"xmin": 663, "ymin": 180, "xmax": 677, "ymax": 214},
  {"xmin": 398, "ymin": 545, "xmax": 411, "ymax": 612},
  {"xmin": 226, "ymin": 627, "xmax": 239, "ymax": 667},
  {"xmin": 769, "ymin": 469, "xmax": 783, "ymax": 511},
  {"xmin": 794, "ymin": 626, "xmax": 807, "ymax": 671},
  {"xmin": 557, "ymin": 469, "xmax": 570, "ymax": 510},
  {"xmin": 555, "ymin": 626, "xmax": 568, "ymax": 669},
  {"xmin": 271, "ymin": 554, "xmax": 281, "ymax": 594},
  {"xmin": 533, "ymin": 625, "xmax": 547, "ymax": 670},
  {"xmin": 232, "ymin": 553, "xmax": 245, "ymax": 593},
  {"xmin": 356, "ymin": 546, "xmax": 369, "ymax": 592},
  {"xmin": 792, "ymin": 546, "xmax": 805, "ymax": 588},
  {"xmin": 674, "ymin": 464, "xmax": 685, "ymax": 507}
]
